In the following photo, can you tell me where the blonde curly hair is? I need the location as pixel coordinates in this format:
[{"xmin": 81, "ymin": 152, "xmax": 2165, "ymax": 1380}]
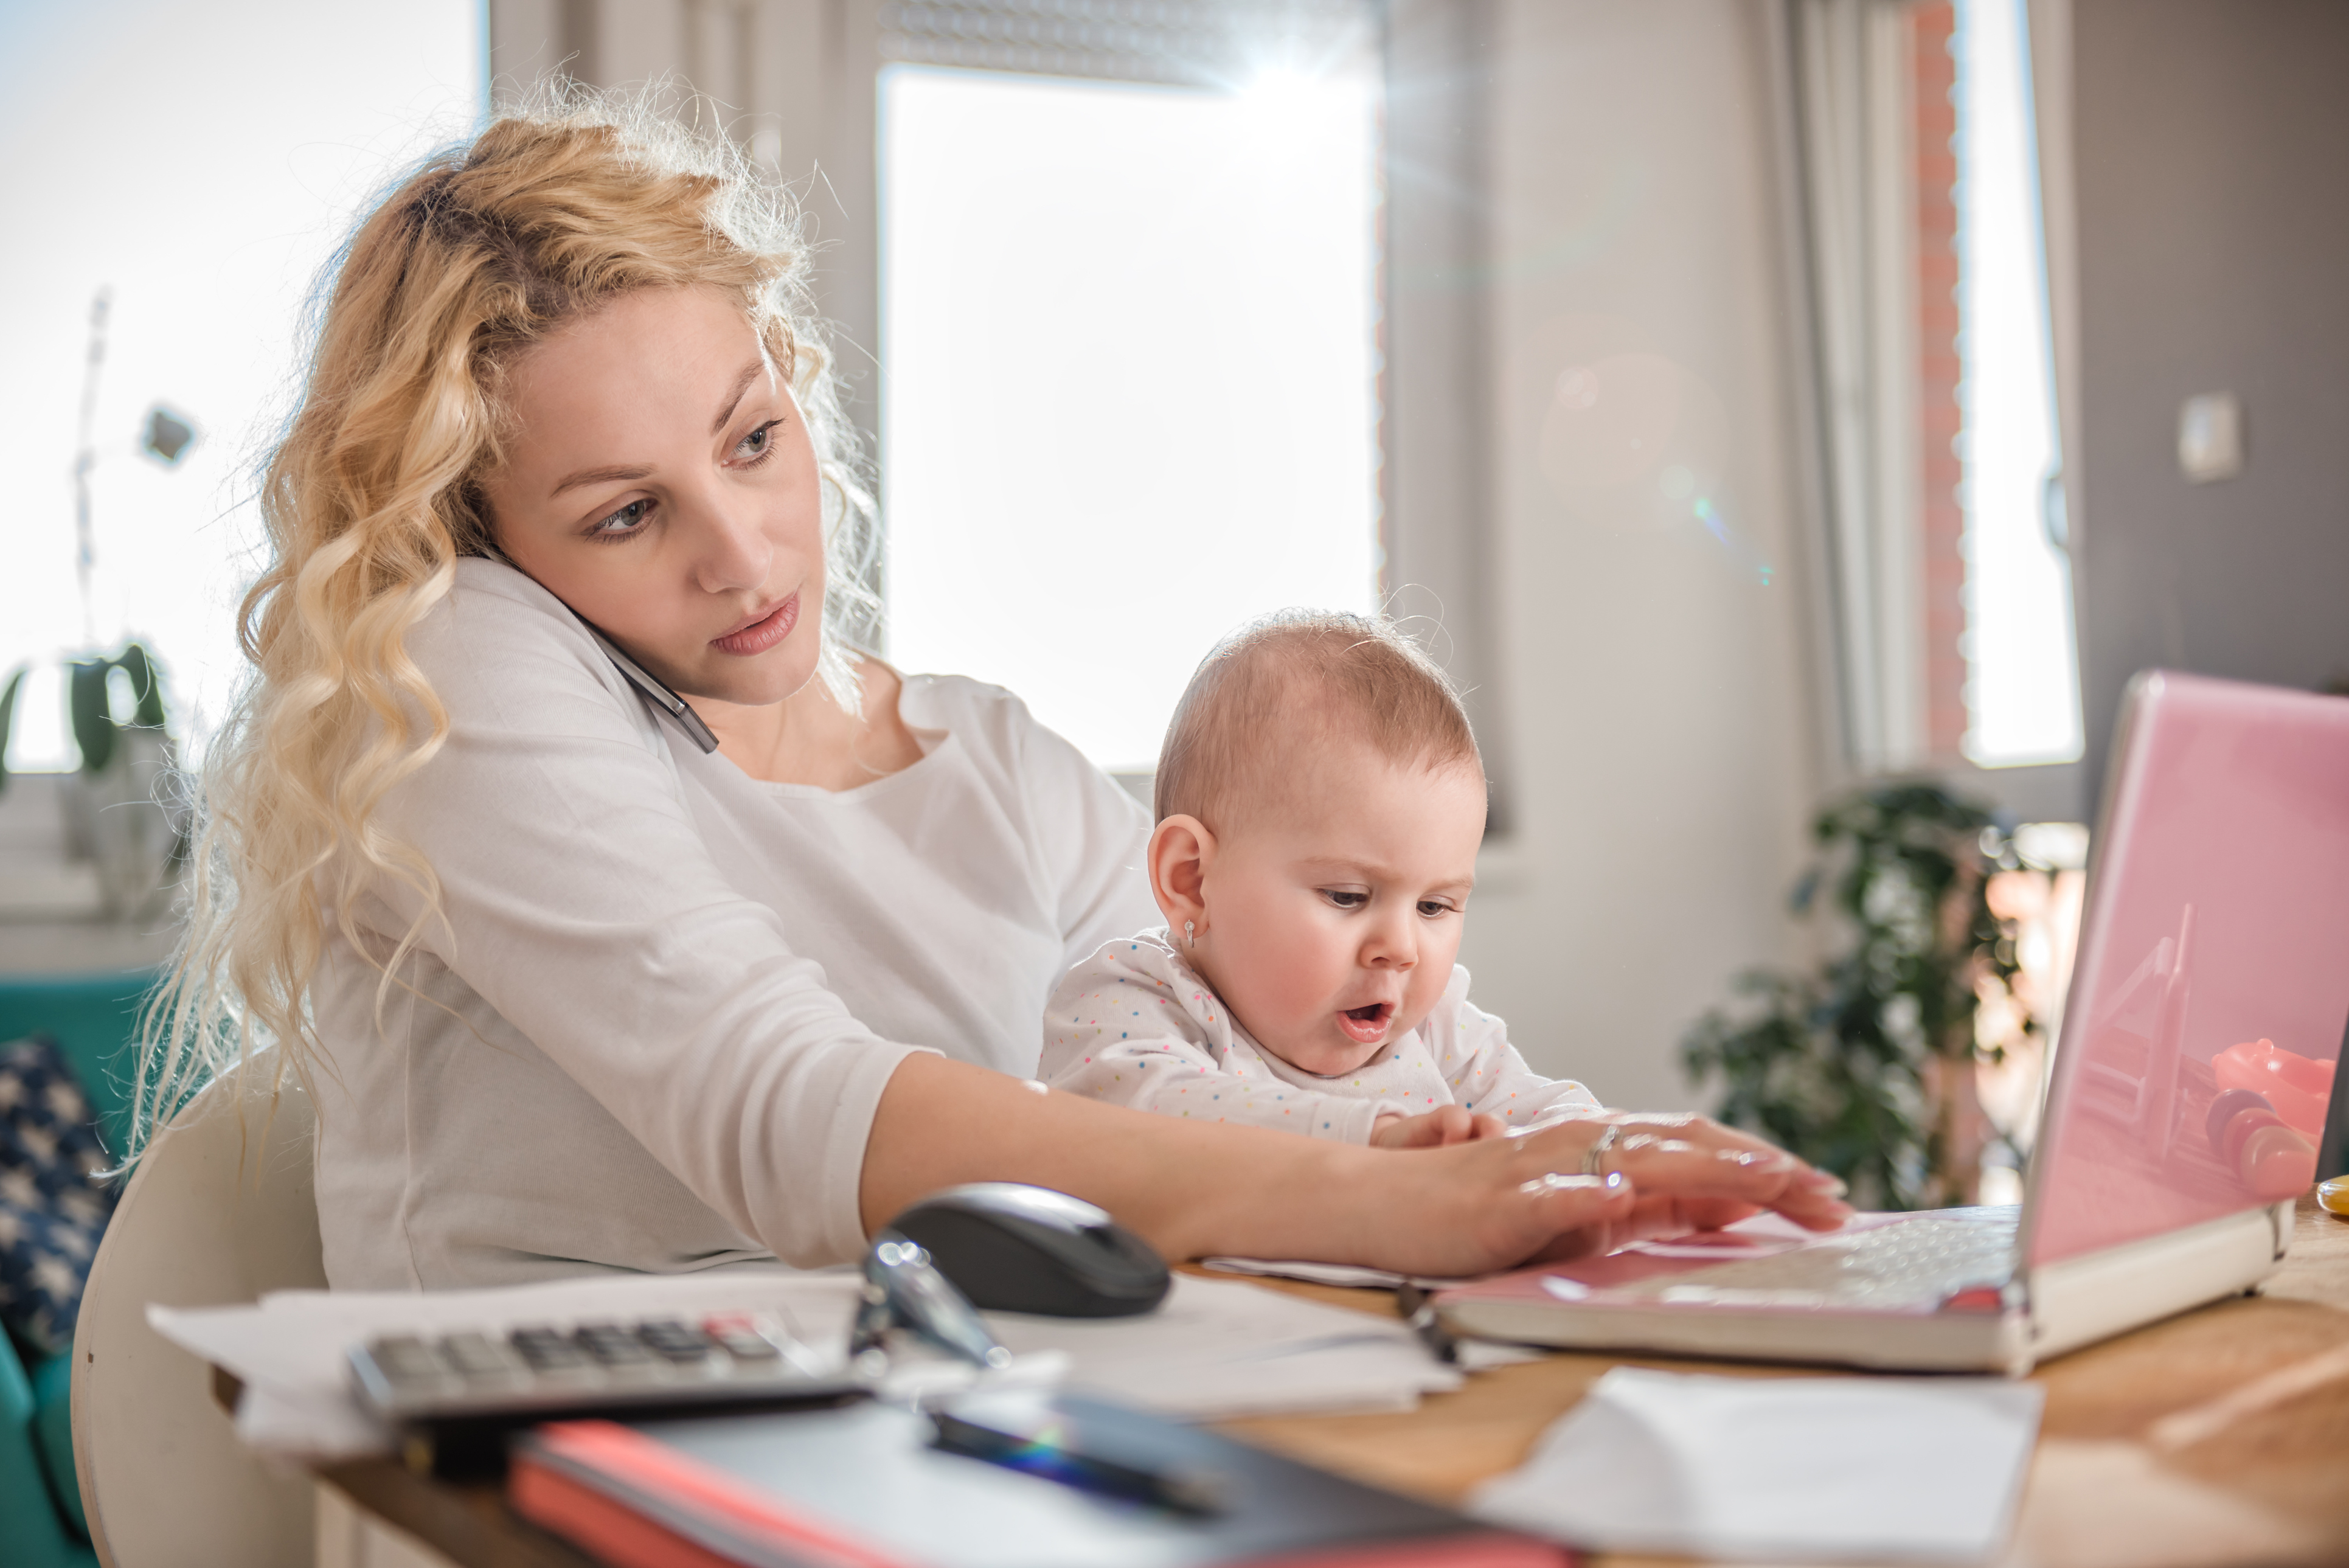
[{"xmin": 132, "ymin": 89, "xmax": 876, "ymax": 1157}]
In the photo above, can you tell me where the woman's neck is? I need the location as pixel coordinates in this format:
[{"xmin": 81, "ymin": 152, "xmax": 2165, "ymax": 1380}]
[{"xmin": 698, "ymin": 656, "xmax": 924, "ymax": 788}]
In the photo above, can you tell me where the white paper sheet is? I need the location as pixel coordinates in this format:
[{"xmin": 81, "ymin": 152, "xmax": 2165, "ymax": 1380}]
[
  {"xmin": 985, "ymin": 1274, "xmax": 1469, "ymax": 1418},
  {"xmin": 1471, "ymin": 1367, "xmax": 2043, "ymax": 1563},
  {"xmin": 151, "ymin": 1268, "xmax": 1479, "ymax": 1459},
  {"xmin": 1199, "ymin": 1257, "xmax": 1473, "ymax": 1290}
]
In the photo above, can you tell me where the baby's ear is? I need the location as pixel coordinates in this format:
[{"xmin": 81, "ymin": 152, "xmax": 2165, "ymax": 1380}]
[{"xmin": 1147, "ymin": 814, "xmax": 1215, "ymax": 930}]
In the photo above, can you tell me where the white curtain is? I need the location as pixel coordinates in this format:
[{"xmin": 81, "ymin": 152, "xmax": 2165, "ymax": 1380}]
[{"xmin": 1784, "ymin": 0, "xmax": 1932, "ymax": 776}]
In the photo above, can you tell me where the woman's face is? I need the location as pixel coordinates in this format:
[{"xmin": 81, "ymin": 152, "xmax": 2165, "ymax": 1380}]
[{"xmin": 483, "ymin": 285, "xmax": 827, "ymax": 707}]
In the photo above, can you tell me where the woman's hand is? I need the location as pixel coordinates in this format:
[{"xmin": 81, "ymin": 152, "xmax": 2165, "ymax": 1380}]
[
  {"xmin": 1342, "ymin": 1111, "xmax": 1853, "ymax": 1278},
  {"xmin": 1521, "ymin": 1112, "xmax": 1851, "ymax": 1261},
  {"xmin": 1370, "ymin": 1106, "xmax": 1508, "ymax": 1149}
]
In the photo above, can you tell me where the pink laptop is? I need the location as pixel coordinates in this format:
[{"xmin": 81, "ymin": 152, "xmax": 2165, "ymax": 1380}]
[{"xmin": 1437, "ymin": 671, "xmax": 2348, "ymax": 1372}]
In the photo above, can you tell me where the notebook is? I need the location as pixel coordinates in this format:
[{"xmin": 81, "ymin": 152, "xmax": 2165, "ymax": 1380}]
[
  {"xmin": 1437, "ymin": 670, "xmax": 2348, "ymax": 1372},
  {"xmin": 510, "ymin": 1389, "xmax": 1569, "ymax": 1567}
]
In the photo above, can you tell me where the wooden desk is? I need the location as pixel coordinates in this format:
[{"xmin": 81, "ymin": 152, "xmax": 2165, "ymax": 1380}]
[{"xmin": 318, "ymin": 1198, "xmax": 2349, "ymax": 1568}]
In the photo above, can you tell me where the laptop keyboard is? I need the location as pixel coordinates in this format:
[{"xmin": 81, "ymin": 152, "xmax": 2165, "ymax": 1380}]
[{"xmin": 1616, "ymin": 1209, "xmax": 2021, "ymax": 1312}]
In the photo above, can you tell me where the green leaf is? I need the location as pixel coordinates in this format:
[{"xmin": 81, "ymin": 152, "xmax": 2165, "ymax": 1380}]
[
  {"xmin": 0, "ymin": 665, "xmax": 23, "ymax": 796},
  {"xmin": 69, "ymin": 659, "xmax": 116, "ymax": 774},
  {"xmin": 64, "ymin": 644, "xmax": 172, "ymax": 774},
  {"xmin": 118, "ymin": 643, "xmax": 167, "ymax": 729}
]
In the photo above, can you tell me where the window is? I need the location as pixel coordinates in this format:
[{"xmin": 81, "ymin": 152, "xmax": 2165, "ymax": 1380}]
[
  {"xmin": 878, "ymin": 61, "xmax": 1382, "ymax": 773},
  {"xmin": 1952, "ymin": 0, "xmax": 2081, "ymax": 766},
  {"xmin": 1789, "ymin": 0, "xmax": 2081, "ymax": 780},
  {"xmin": 0, "ymin": 1, "xmax": 485, "ymax": 769}
]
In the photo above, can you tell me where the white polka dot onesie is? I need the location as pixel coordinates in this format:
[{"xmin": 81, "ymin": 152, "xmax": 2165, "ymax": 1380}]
[{"xmin": 1038, "ymin": 929, "xmax": 1600, "ymax": 1143}]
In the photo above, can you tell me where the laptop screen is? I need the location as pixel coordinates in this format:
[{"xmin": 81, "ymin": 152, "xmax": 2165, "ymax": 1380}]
[{"xmin": 2027, "ymin": 671, "xmax": 2349, "ymax": 1266}]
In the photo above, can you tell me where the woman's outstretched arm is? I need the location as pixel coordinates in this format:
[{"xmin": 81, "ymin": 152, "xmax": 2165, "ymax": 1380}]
[{"xmin": 861, "ymin": 1053, "xmax": 1853, "ymax": 1278}]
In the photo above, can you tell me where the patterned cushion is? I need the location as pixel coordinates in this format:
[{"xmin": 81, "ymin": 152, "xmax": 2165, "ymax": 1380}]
[{"xmin": 0, "ymin": 1035, "xmax": 119, "ymax": 1357}]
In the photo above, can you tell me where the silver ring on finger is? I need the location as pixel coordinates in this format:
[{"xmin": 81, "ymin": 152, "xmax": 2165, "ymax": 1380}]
[{"xmin": 1580, "ymin": 1122, "xmax": 1622, "ymax": 1178}]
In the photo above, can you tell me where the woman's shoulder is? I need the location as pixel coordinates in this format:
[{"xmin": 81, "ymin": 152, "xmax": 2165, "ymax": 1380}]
[
  {"xmin": 402, "ymin": 557, "xmax": 588, "ymax": 668},
  {"xmin": 894, "ymin": 670, "xmax": 1033, "ymax": 732},
  {"xmin": 895, "ymin": 672, "xmax": 1092, "ymax": 775},
  {"xmin": 422, "ymin": 557, "xmax": 595, "ymax": 648},
  {"xmin": 408, "ymin": 557, "xmax": 645, "ymax": 732}
]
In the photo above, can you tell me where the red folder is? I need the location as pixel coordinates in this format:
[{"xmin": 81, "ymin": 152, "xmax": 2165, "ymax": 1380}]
[{"xmin": 510, "ymin": 1393, "xmax": 1570, "ymax": 1568}]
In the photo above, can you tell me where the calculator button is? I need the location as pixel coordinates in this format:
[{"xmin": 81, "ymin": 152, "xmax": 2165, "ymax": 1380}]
[
  {"xmin": 707, "ymin": 1322, "xmax": 783, "ymax": 1362},
  {"xmin": 439, "ymin": 1332, "xmax": 524, "ymax": 1382},
  {"xmin": 574, "ymin": 1323, "xmax": 655, "ymax": 1368},
  {"xmin": 369, "ymin": 1336, "xmax": 449, "ymax": 1386},
  {"xmin": 637, "ymin": 1319, "xmax": 715, "ymax": 1363},
  {"xmin": 508, "ymin": 1326, "xmax": 590, "ymax": 1372}
]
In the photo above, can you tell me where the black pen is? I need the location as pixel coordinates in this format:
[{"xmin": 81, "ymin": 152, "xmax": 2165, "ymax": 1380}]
[
  {"xmin": 929, "ymin": 1408, "xmax": 1228, "ymax": 1515},
  {"xmin": 1395, "ymin": 1282, "xmax": 1460, "ymax": 1365}
]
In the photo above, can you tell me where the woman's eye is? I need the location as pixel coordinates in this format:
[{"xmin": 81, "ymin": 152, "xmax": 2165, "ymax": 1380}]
[
  {"xmin": 1322, "ymin": 890, "xmax": 1369, "ymax": 911},
  {"xmin": 590, "ymin": 499, "xmax": 651, "ymax": 537},
  {"xmin": 734, "ymin": 418, "xmax": 783, "ymax": 462}
]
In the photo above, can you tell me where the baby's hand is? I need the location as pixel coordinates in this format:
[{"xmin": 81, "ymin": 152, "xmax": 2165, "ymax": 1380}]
[{"xmin": 1371, "ymin": 1106, "xmax": 1508, "ymax": 1149}]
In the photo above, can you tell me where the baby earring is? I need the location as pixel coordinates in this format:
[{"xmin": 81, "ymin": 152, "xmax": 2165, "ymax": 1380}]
[{"xmin": 1184, "ymin": 920, "xmax": 1198, "ymax": 948}]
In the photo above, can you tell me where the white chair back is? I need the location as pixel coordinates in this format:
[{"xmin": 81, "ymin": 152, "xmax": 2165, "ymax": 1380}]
[{"xmin": 70, "ymin": 1063, "xmax": 327, "ymax": 1567}]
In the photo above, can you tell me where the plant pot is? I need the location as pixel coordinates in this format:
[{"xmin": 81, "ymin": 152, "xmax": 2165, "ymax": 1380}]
[{"xmin": 69, "ymin": 732, "xmax": 178, "ymax": 921}]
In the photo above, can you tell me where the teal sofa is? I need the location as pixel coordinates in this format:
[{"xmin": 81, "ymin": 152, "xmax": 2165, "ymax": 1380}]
[{"xmin": 1, "ymin": 970, "xmax": 154, "ymax": 1568}]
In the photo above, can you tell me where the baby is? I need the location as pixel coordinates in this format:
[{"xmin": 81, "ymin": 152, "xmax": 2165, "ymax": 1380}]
[{"xmin": 1039, "ymin": 612, "xmax": 1599, "ymax": 1148}]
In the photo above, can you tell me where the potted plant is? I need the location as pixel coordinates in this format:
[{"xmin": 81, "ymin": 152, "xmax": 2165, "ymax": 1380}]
[
  {"xmin": 1680, "ymin": 784, "xmax": 2038, "ymax": 1210},
  {"xmin": 33, "ymin": 645, "xmax": 184, "ymax": 921}
]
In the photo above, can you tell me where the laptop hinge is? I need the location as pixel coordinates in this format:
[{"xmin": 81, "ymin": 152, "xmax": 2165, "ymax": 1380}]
[{"xmin": 2023, "ymin": 1205, "xmax": 2284, "ymax": 1369}]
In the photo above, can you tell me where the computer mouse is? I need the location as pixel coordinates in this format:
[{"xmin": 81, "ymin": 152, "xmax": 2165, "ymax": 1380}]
[{"xmin": 884, "ymin": 1183, "xmax": 1171, "ymax": 1318}]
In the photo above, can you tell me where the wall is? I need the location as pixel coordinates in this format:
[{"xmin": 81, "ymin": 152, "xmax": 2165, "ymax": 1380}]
[
  {"xmin": 2068, "ymin": 0, "xmax": 2349, "ymax": 797},
  {"xmin": 1455, "ymin": 1, "xmax": 1827, "ymax": 1110}
]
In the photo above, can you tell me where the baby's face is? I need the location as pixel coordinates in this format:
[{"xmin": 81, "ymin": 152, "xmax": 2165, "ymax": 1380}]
[{"xmin": 1192, "ymin": 745, "xmax": 1485, "ymax": 1077}]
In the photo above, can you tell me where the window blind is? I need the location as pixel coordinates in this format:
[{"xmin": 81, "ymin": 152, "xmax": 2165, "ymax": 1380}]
[{"xmin": 877, "ymin": 0, "xmax": 1378, "ymax": 88}]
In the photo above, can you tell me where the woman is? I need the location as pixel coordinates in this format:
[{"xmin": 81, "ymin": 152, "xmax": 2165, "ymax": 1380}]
[{"xmin": 142, "ymin": 95, "xmax": 1848, "ymax": 1291}]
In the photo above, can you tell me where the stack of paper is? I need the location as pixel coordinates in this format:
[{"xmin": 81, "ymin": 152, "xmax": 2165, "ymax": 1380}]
[
  {"xmin": 150, "ymin": 1269, "xmax": 1482, "ymax": 1461},
  {"xmin": 987, "ymin": 1273, "xmax": 1489, "ymax": 1419},
  {"xmin": 1471, "ymin": 1367, "xmax": 2043, "ymax": 1563},
  {"xmin": 1199, "ymin": 1257, "xmax": 1473, "ymax": 1290}
]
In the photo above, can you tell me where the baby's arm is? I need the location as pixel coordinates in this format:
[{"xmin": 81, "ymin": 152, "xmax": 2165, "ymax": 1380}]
[
  {"xmin": 1039, "ymin": 946, "xmax": 1387, "ymax": 1142},
  {"xmin": 1433, "ymin": 978, "xmax": 1604, "ymax": 1131}
]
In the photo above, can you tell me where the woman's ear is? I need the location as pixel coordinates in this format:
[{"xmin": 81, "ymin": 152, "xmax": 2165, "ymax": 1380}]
[{"xmin": 1148, "ymin": 814, "xmax": 1215, "ymax": 938}]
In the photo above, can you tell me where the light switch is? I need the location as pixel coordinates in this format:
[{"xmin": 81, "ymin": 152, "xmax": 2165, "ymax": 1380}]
[{"xmin": 2177, "ymin": 392, "xmax": 2243, "ymax": 484}]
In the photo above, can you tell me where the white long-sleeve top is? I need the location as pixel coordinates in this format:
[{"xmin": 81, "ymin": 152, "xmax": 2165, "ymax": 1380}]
[
  {"xmin": 310, "ymin": 558, "xmax": 1156, "ymax": 1290},
  {"xmin": 1038, "ymin": 930, "xmax": 1600, "ymax": 1143}
]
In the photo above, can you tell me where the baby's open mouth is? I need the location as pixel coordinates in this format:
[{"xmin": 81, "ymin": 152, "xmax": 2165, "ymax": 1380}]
[{"xmin": 1338, "ymin": 1002, "xmax": 1393, "ymax": 1043}]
